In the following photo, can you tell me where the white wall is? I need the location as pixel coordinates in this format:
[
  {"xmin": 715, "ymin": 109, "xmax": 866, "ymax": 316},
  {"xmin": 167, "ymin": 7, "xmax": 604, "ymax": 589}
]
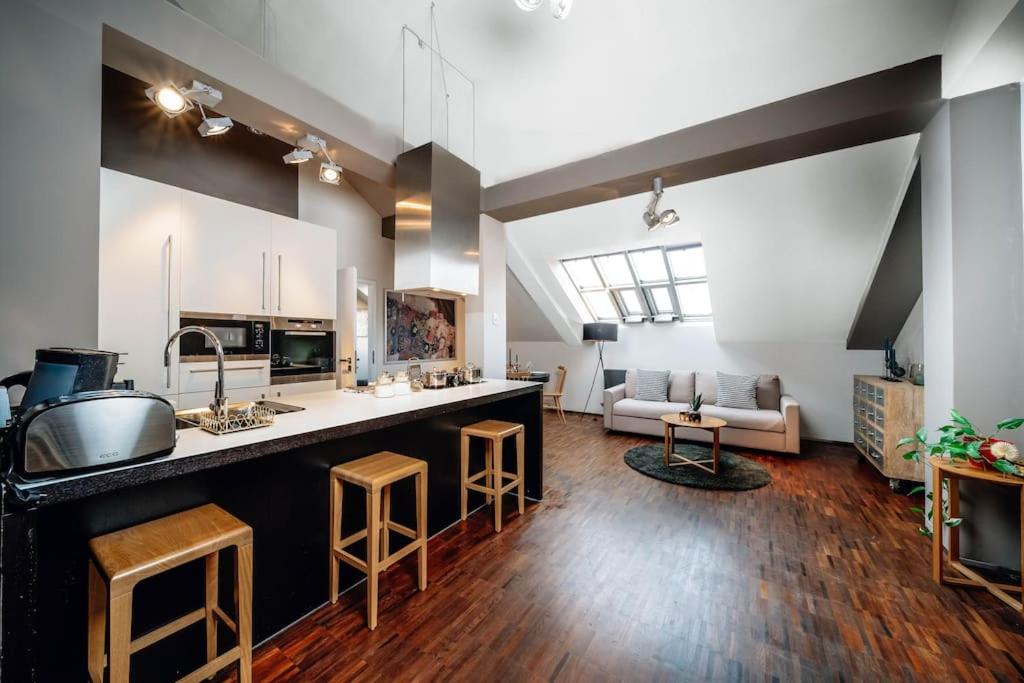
[
  {"xmin": 465, "ymin": 216, "xmax": 507, "ymax": 378},
  {"xmin": 509, "ymin": 325, "xmax": 880, "ymax": 442},
  {"xmin": 894, "ymin": 294, "xmax": 924, "ymax": 369},
  {"xmin": 297, "ymin": 163, "xmax": 393, "ymax": 378},
  {"xmin": 943, "ymin": 0, "xmax": 1024, "ymax": 97},
  {"xmin": 506, "ymin": 269, "xmax": 561, "ymax": 342}
]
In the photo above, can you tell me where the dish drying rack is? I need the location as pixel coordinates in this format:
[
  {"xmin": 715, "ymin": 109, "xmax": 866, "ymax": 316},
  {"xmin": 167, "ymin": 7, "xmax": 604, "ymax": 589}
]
[{"xmin": 184, "ymin": 402, "xmax": 277, "ymax": 435}]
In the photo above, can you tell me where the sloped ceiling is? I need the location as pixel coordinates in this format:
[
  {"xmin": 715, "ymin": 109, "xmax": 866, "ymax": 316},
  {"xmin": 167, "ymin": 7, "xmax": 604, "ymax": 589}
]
[
  {"xmin": 506, "ymin": 269, "xmax": 561, "ymax": 342},
  {"xmin": 506, "ymin": 135, "xmax": 920, "ymax": 344},
  {"xmin": 177, "ymin": 0, "xmax": 953, "ymax": 186}
]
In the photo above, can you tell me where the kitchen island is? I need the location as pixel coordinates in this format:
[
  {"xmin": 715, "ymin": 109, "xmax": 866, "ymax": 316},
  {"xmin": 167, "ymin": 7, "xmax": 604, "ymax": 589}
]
[{"xmin": 1, "ymin": 380, "xmax": 543, "ymax": 681}]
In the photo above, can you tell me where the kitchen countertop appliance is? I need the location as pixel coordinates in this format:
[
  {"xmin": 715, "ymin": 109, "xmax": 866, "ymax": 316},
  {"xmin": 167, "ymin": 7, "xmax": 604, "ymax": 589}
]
[
  {"xmin": 178, "ymin": 313, "xmax": 269, "ymax": 362},
  {"xmin": 9, "ymin": 390, "xmax": 176, "ymax": 478},
  {"xmin": 458, "ymin": 363, "xmax": 483, "ymax": 384},
  {"xmin": 424, "ymin": 369, "xmax": 449, "ymax": 390}
]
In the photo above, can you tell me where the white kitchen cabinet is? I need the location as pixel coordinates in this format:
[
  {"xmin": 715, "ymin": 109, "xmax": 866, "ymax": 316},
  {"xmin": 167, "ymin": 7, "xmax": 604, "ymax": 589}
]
[
  {"xmin": 270, "ymin": 216, "xmax": 337, "ymax": 320},
  {"xmin": 180, "ymin": 190, "xmax": 272, "ymax": 316},
  {"xmin": 175, "ymin": 385, "xmax": 271, "ymax": 411},
  {"xmin": 178, "ymin": 360, "xmax": 271, "ymax": 394},
  {"xmin": 270, "ymin": 379, "xmax": 336, "ymax": 398},
  {"xmin": 98, "ymin": 169, "xmax": 180, "ymax": 396}
]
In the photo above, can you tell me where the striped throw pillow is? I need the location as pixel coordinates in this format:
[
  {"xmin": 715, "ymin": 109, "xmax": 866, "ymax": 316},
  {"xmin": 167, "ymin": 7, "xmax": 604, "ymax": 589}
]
[
  {"xmin": 635, "ymin": 370, "xmax": 671, "ymax": 402},
  {"xmin": 716, "ymin": 372, "xmax": 759, "ymax": 410}
]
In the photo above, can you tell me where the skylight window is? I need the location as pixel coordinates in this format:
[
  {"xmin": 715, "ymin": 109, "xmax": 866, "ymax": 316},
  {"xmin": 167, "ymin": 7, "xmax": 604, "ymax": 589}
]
[{"xmin": 560, "ymin": 244, "xmax": 711, "ymax": 323}]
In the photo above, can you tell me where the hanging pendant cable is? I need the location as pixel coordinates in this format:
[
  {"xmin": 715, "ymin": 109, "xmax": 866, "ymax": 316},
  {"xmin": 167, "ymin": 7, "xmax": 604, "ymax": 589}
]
[{"xmin": 430, "ymin": 1, "xmax": 451, "ymax": 148}]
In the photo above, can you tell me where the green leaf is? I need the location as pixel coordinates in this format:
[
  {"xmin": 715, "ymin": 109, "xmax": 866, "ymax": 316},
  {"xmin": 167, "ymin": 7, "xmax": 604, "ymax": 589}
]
[
  {"xmin": 915, "ymin": 427, "xmax": 928, "ymax": 443},
  {"xmin": 997, "ymin": 418, "xmax": 1024, "ymax": 431},
  {"xmin": 926, "ymin": 491, "xmax": 933, "ymax": 500},
  {"xmin": 907, "ymin": 485, "xmax": 925, "ymax": 496},
  {"xmin": 909, "ymin": 506, "xmax": 925, "ymax": 515},
  {"xmin": 917, "ymin": 527, "xmax": 932, "ymax": 538},
  {"xmin": 950, "ymin": 409, "xmax": 971, "ymax": 428},
  {"xmin": 896, "ymin": 436, "xmax": 918, "ymax": 448},
  {"xmin": 902, "ymin": 451, "xmax": 920, "ymax": 461},
  {"xmin": 944, "ymin": 518, "xmax": 963, "ymax": 528},
  {"xmin": 992, "ymin": 459, "xmax": 1019, "ymax": 475},
  {"xmin": 966, "ymin": 440, "xmax": 982, "ymax": 458}
]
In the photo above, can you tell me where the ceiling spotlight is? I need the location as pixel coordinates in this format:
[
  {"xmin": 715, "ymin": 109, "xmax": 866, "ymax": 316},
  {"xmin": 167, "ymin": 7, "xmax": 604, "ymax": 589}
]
[
  {"xmin": 197, "ymin": 114, "xmax": 233, "ymax": 137},
  {"xmin": 642, "ymin": 176, "xmax": 679, "ymax": 231},
  {"xmin": 319, "ymin": 161, "xmax": 343, "ymax": 185},
  {"xmin": 145, "ymin": 81, "xmax": 193, "ymax": 118},
  {"xmin": 515, "ymin": 0, "xmax": 543, "ymax": 10},
  {"xmin": 283, "ymin": 148, "xmax": 314, "ymax": 164},
  {"xmin": 297, "ymin": 133, "xmax": 328, "ymax": 153},
  {"xmin": 550, "ymin": 0, "xmax": 573, "ymax": 19}
]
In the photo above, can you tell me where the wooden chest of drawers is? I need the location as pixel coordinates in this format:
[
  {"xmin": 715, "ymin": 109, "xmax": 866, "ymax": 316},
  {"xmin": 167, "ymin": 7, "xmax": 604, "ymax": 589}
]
[{"xmin": 853, "ymin": 375, "xmax": 924, "ymax": 485}]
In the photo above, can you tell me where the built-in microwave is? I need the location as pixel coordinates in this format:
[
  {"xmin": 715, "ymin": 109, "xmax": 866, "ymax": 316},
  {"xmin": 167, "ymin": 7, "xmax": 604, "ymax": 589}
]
[
  {"xmin": 178, "ymin": 313, "xmax": 270, "ymax": 362},
  {"xmin": 270, "ymin": 318, "xmax": 336, "ymax": 384}
]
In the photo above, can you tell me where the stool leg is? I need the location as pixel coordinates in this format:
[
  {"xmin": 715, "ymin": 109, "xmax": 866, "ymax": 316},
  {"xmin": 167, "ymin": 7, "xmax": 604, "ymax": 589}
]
[
  {"xmin": 416, "ymin": 470, "xmax": 428, "ymax": 591},
  {"xmin": 87, "ymin": 560, "xmax": 106, "ymax": 683},
  {"xmin": 366, "ymin": 488, "xmax": 382, "ymax": 630},
  {"xmin": 516, "ymin": 429, "xmax": 525, "ymax": 516},
  {"xmin": 330, "ymin": 474, "xmax": 343, "ymax": 603},
  {"xmin": 205, "ymin": 551, "xmax": 219, "ymax": 664},
  {"xmin": 484, "ymin": 440, "xmax": 494, "ymax": 505},
  {"xmin": 108, "ymin": 589, "xmax": 133, "ymax": 683},
  {"xmin": 235, "ymin": 542, "xmax": 254, "ymax": 683},
  {"xmin": 493, "ymin": 438, "xmax": 504, "ymax": 533},
  {"xmin": 460, "ymin": 432, "xmax": 470, "ymax": 522},
  {"xmin": 382, "ymin": 483, "xmax": 391, "ymax": 563}
]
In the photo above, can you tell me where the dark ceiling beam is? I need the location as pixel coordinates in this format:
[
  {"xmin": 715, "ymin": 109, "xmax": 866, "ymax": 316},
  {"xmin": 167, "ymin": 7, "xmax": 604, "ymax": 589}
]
[
  {"xmin": 481, "ymin": 56, "xmax": 944, "ymax": 223},
  {"xmin": 847, "ymin": 164, "xmax": 923, "ymax": 350}
]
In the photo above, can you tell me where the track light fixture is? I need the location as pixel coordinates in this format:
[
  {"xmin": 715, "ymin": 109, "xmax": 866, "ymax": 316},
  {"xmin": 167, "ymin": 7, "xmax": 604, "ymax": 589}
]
[
  {"xmin": 642, "ymin": 176, "xmax": 679, "ymax": 231},
  {"xmin": 284, "ymin": 133, "xmax": 344, "ymax": 184},
  {"xmin": 145, "ymin": 79, "xmax": 234, "ymax": 137},
  {"xmin": 515, "ymin": 0, "xmax": 572, "ymax": 19}
]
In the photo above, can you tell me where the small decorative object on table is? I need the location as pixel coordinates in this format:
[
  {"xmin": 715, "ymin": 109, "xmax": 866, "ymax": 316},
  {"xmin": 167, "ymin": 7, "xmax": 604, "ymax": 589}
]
[{"xmin": 681, "ymin": 391, "xmax": 703, "ymax": 423}]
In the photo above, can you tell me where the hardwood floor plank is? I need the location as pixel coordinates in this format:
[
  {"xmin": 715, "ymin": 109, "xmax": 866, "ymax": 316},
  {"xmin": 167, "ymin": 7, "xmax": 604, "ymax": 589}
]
[{"xmin": 240, "ymin": 413, "xmax": 1024, "ymax": 681}]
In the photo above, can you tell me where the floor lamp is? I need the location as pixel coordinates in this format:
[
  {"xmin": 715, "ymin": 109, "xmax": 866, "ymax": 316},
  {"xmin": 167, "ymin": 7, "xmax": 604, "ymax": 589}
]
[{"xmin": 580, "ymin": 322, "xmax": 618, "ymax": 421}]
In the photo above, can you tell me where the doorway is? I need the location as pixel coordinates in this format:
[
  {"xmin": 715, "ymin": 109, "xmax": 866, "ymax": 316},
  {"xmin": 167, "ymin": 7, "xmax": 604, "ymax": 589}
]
[{"xmin": 356, "ymin": 280, "xmax": 377, "ymax": 385}]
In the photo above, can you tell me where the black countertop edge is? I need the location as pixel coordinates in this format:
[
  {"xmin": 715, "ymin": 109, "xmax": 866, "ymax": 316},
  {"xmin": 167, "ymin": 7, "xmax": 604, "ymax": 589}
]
[{"xmin": 4, "ymin": 384, "xmax": 542, "ymax": 508}]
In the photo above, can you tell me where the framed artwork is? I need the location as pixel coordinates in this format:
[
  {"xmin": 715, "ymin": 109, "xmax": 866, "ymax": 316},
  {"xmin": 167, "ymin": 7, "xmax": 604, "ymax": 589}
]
[{"xmin": 385, "ymin": 290, "xmax": 458, "ymax": 362}]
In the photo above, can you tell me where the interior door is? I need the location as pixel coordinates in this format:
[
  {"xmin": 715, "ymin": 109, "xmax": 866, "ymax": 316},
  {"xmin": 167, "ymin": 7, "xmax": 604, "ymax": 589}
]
[
  {"xmin": 180, "ymin": 190, "xmax": 272, "ymax": 316},
  {"xmin": 336, "ymin": 267, "xmax": 357, "ymax": 389},
  {"xmin": 271, "ymin": 216, "xmax": 337, "ymax": 319},
  {"xmin": 98, "ymin": 169, "xmax": 180, "ymax": 395}
]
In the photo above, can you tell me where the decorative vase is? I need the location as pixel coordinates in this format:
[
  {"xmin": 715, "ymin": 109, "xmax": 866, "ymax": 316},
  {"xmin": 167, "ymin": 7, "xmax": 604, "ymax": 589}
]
[
  {"xmin": 686, "ymin": 411, "xmax": 701, "ymax": 423},
  {"xmin": 963, "ymin": 436, "xmax": 997, "ymax": 470}
]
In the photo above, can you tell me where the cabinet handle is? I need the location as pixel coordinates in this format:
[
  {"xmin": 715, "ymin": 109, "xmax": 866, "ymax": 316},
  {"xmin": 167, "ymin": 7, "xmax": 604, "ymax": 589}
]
[
  {"xmin": 166, "ymin": 234, "xmax": 174, "ymax": 389},
  {"xmin": 277, "ymin": 254, "xmax": 282, "ymax": 310},
  {"xmin": 262, "ymin": 251, "xmax": 267, "ymax": 310},
  {"xmin": 189, "ymin": 366, "xmax": 265, "ymax": 374}
]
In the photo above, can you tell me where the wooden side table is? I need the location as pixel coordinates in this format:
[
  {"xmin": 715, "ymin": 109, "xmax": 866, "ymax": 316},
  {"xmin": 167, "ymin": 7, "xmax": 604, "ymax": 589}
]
[
  {"xmin": 929, "ymin": 456, "xmax": 1024, "ymax": 612},
  {"xmin": 660, "ymin": 414, "xmax": 728, "ymax": 475}
]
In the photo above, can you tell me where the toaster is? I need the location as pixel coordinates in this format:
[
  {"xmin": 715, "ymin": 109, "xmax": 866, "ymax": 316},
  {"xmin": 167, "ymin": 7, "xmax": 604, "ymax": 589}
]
[{"xmin": 13, "ymin": 390, "xmax": 176, "ymax": 477}]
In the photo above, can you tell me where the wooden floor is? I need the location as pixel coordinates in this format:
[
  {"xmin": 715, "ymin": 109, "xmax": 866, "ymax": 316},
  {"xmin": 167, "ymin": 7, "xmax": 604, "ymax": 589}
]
[{"xmin": 247, "ymin": 413, "xmax": 1024, "ymax": 682}]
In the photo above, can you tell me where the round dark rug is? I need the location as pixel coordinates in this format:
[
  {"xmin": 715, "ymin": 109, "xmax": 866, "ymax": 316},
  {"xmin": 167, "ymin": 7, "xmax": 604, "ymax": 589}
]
[{"xmin": 623, "ymin": 443, "xmax": 772, "ymax": 491}]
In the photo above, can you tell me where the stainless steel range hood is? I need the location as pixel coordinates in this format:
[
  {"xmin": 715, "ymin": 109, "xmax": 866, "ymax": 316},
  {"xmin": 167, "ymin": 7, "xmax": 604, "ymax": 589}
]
[{"xmin": 395, "ymin": 142, "xmax": 481, "ymax": 296}]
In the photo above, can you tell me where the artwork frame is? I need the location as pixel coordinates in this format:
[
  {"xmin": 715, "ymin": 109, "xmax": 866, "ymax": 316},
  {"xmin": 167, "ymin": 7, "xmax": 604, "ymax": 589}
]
[{"xmin": 384, "ymin": 290, "xmax": 459, "ymax": 362}]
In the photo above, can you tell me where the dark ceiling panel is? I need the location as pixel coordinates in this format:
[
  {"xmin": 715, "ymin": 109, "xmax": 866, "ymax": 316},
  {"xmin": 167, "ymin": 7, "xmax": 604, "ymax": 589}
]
[
  {"xmin": 847, "ymin": 164, "xmax": 923, "ymax": 350},
  {"xmin": 483, "ymin": 57, "xmax": 943, "ymax": 223}
]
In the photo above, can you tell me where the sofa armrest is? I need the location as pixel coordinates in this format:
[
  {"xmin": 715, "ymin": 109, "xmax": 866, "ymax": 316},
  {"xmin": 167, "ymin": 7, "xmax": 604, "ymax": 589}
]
[
  {"xmin": 780, "ymin": 395, "xmax": 800, "ymax": 454},
  {"xmin": 603, "ymin": 383, "xmax": 626, "ymax": 429}
]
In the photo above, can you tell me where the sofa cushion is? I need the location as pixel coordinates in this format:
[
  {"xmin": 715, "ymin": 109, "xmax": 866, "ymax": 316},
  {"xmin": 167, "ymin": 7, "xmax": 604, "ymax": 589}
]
[
  {"xmin": 667, "ymin": 371, "xmax": 695, "ymax": 403},
  {"xmin": 756, "ymin": 375, "xmax": 781, "ymax": 410},
  {"xmin": 716, "ymin": 372, "xmax": 759, "ymax": 410},
  {"xmin": 700, "ymin": 405, "xmax": 785, "ymax": 433},
  {"xmin": 614, "ymin": 398, "xmax": 688, "ymax": 420},
  {"xmin": 624, "ymin": 369, "xmax": 637, "ymax": 399},
  {"xmin": 635, "ymin": 370, "xmax": 671, "ymax": 401},
  {"xmin": 694, "ymin": 371, "xmax": 717, "ymax": 405}
]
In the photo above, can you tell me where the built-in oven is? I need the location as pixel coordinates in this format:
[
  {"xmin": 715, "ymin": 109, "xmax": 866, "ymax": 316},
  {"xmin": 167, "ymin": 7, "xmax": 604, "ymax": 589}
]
[
  {"xmin": 178, "ymin": 313, "xmax": 270, "ymax": 361},
  {"xmin": 270, "ymin": 318, "xmax": 336, "ymax": 384}
]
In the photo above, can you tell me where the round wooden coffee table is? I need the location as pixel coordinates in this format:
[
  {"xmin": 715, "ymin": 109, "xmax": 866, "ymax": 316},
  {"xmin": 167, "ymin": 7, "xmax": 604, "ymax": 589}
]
[{"xmin": 659, "ymin": 414, "xmax": 728, "ymax": 475}]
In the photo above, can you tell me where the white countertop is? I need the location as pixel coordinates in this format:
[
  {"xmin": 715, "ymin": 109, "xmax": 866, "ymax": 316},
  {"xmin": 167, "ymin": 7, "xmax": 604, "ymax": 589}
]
[
  {"xmin": 173, "ymin": 379, "xmax": 535, "ymax": 459},
  {"xmin": 13, "ymin": 380, "xmax": 538, "ymax": 493}
]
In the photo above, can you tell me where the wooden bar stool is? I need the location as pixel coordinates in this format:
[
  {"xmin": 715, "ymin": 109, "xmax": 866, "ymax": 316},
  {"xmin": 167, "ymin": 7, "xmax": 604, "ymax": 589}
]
[
  {"xmin": 330, "ymin": 452, "xmax": 427, "ymax": 630},
  {"xmin": 87, "ymin": 504, "xmax": 253, "ymax": 683},
  {"xmin": 460, "ymin": 420, "xmax": 525, "ymax": 532}
]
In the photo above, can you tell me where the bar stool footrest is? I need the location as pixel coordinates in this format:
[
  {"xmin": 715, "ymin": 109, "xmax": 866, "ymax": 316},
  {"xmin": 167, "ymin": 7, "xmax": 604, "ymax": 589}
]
[{"xmin": 177, "ymin": 646, "xmax": 241, "ymax": 683}]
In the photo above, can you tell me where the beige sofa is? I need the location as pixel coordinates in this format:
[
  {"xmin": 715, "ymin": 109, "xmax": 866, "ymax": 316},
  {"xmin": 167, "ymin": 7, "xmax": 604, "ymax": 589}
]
[{"xmin": 603, "ymin": 370, "xmax": 800, "ymax": 454}]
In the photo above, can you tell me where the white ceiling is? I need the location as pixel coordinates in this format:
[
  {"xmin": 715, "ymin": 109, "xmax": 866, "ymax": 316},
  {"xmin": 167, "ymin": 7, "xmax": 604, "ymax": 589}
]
[
  {"xmin": 506, "ymin": 135, "xmax": 921, "ymax": 343},
  {"xmin": 180, "ymin": 0, "xmax": 954, "ymax": 186}
]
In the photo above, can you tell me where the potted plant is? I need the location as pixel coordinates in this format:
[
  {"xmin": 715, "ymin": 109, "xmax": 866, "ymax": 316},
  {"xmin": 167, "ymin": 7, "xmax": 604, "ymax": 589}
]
[
  {"xmin": 898, "ymin": 410, "xmax": 1024, "ymax": 536},
  {"xmin": 683, "ymin": 391, "xmax": 703, "ymax": 423}
]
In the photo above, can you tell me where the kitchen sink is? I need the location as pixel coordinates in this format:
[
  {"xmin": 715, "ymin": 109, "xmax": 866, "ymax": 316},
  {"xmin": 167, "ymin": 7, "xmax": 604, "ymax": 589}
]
[{"xmin": 175, "ymin": 399, "xmax": 305, "ymax": 431}]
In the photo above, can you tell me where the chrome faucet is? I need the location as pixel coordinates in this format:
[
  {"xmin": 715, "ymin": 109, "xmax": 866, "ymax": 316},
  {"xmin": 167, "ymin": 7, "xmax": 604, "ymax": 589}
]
[{"xmin": 164, "ymin": 325, "xmax": 227, "ymax": 415}]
